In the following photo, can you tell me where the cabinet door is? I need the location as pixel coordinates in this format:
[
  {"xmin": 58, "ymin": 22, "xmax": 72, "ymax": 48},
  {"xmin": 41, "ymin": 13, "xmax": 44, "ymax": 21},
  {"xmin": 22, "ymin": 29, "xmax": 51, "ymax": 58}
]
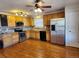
[
  {"xmin": 27, "ymin": 17, "xmax": 33, "ymax": 26},
  {"xmin": 25, "ymin": 30, "xmax": 31, "ymax": 39},
  {"xmin": 7, "ymin": 16, "xmax": 15, "ymax": 27},
  {"xmin": 3, "ymin": 34, "xmax": 13, "ymax": 48},
  {"xmin": 22, "ymin": 17, "xmax": 28, "ymax": 26},
  {"xmin": 35, "ymin": 31, "xmax": 40, "ymax": 39},
  {"xmin": 12, "ymin": 33, "xmax": 19, "ymax": 44},
  {"xmin": 0, "ymin": 15, "xmax": 8, "ymax": 26},
  {"xmin": 15, "ymin": 16, "xmax": 26, "ymax": 26},
  {"xmin": 46, "ymin": 31, "xmax": 50, "ymax": 42},
  {"xmin": 15, "ymin": 16, "xmax": 22, "ymax": 22},
  {"xmin": 0, "ymin": 16, "xmax": 1, "ymax": 27}
]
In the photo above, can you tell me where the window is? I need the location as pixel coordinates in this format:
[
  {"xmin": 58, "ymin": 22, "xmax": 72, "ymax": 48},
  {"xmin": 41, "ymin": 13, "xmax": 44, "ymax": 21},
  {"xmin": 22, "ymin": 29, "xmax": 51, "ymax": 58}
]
[{"xmin": 34, "ymin": 18, "xmax": 43, "ymax": 28}]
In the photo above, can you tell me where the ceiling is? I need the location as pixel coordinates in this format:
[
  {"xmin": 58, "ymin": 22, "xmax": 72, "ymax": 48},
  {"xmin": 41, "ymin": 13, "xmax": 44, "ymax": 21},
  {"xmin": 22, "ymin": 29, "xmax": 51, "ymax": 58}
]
[{"xmin": 0, "ymin": 0, "xmax": 79, "ymax": 15}]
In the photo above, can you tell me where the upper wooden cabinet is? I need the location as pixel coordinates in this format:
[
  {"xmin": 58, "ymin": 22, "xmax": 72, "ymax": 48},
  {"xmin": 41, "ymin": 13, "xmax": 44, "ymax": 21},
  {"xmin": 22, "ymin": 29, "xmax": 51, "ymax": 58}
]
[
  {"xmin": 27, "ymin": 17, "xmax": 34, "ymax": 26},
  {"xmin": 15, "ymin": 16, "xmax": 23, "ymax": 22},
  {"xmin": 43, "ymin": 11, "xmax": 65, "ymax": 25},
  {"xmin": 24, "ymin": 17, "xmax": 33, "ymax": 26},
  {"xmin": 15, "ymin": 16, "xmax": 33, "ymax": 27},
  {"xmin": 15, "ymin": 16, "xmax": 27, "ymax": 26},
  {"xmin": 7, "ymin": 15, "xmax": 33, "ymax": 27},
  {"xmin": 0, "ymin": 14, "xmax": 8, "ymax": 26},
  {"xmin": 7, "ymin": 16, "xmax": 16, "ymax": 27},
  {"xmin": 24, "ymin": 17, "xmax": 31, "ymax": 26}
]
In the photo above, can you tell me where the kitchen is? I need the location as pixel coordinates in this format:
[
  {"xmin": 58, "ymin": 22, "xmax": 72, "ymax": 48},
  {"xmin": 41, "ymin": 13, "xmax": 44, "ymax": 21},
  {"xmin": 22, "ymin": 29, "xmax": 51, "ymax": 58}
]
[{"xmin": 0, "ymin": 10, "xmax": 65, "ymax": 48}]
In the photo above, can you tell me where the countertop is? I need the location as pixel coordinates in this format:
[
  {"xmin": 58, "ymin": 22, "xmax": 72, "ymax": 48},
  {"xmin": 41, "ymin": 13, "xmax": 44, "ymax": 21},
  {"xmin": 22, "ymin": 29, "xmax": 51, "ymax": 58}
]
[{"xmin": 32, "ymin": 27, "xmax": 50, "ymax": 31}]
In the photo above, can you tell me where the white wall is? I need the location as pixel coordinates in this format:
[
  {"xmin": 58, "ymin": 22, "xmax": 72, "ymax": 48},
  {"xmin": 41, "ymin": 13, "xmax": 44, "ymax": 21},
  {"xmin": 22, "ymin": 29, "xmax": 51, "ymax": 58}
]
[{"xmin": 65, "ymin": 4, "xmax": 79, "ymax": 48}]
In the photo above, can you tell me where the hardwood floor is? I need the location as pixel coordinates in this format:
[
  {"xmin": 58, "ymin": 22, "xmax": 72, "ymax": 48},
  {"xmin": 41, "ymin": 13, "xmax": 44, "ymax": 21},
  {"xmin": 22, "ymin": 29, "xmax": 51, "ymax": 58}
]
[{"xmin": 0, "ymin": 39, "xmax": 79, "ymax": 58}]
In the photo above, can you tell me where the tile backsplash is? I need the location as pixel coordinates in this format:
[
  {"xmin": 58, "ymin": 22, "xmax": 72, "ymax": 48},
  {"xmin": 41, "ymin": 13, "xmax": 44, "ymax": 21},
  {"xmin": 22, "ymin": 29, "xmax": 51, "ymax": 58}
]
[{"xmin": 0, "ymin": 26, "xmax": 32, "ymax": 34}]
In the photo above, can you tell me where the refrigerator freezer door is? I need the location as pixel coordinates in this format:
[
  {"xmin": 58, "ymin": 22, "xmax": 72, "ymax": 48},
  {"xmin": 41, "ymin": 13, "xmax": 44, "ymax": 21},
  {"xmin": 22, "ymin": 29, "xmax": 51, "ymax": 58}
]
[{"xmin": 50, "ymin": 18, "xmax": 65, "ymax": 45}]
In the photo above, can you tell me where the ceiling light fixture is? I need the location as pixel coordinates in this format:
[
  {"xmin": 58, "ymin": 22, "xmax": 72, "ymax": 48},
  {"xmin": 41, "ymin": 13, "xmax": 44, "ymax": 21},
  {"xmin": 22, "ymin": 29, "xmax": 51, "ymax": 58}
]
[
  {"xmin": 16, "ymin": 13, "xmax": 18, "ymax": 16},
  {"xmin": 15, "ymin": 12, "xmax": 28, "ymax": 17},
  {"xmin": 34, "ymin": 9, "xmax": 38, "ymax": 12},
  {"xmin": 34, "ymin": 8, "xmax": 42, "ymax": 13},
  {"xmin": 24, "ymin": 15, "xmax": 27, "ymax": 17},
  {"xmin": 21, "ymin": 14, "xmax": 23, "ymax": 16},
  {"xmin": 37, "ymin": 8, "xmax": 42, "ymax": 12}
]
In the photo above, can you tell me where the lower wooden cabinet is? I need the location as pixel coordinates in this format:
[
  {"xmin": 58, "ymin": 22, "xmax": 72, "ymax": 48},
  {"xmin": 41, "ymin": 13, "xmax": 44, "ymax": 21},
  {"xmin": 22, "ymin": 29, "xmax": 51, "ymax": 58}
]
[
  {"xmin": 2, "ymin": 32, "xmax": 19, "ymax": 48},
  {"xmin": 46, "ymin": 31, "xmax": 51, "ymax": 42},
  {"xmin": 25, "ymin": 30, "xmax": 31, "ymax": 39},
  {"xmin": 35, "ymin": 31, "xmax": 40, "ymax": 39},
  {"xmin": 30, "ymin": 30, "xmax": 50, "ymax": 41},
  {"xmin": 30, "ymin": 30, "xmax": 40, "ymax": 40},
  {"xmin": 3, "ymin": 33, "xmax": 13, "ymax": 48},
  {"xmin": 1, "ymin": 30, "xmax": 50, "ymax": 48},
  {"xmin": 12, "ymin": 33, "xmax": 19, "ymax": 44}
]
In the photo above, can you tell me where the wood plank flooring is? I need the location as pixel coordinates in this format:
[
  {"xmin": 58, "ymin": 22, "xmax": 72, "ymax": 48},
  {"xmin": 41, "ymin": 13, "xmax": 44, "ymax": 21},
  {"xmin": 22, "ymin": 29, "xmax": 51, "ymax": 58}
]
[{"xmin": 0, "ymin": 39, "xmax": 79, "ymax": 58}]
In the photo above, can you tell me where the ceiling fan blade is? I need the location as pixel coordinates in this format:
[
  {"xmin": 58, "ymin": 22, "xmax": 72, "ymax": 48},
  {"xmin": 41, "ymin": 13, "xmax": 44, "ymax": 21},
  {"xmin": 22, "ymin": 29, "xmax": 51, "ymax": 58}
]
[
  {"xmin": 35, "ymin": 0, "xmax": 41, "ymax": 3},
  {"xmin": 41, "ymin": 9, "xmax": 44, "ymax": 11},
  {"xmin": 26, "ymin": 5, "xmax": 34, "ymax": 7},
  {"xmin": 35, "ymin": 0, "xmax": 44, "ymax": 3},
  {"xmin": 41, "ymin": 6, "xmax": 51, "ymax": 8}
]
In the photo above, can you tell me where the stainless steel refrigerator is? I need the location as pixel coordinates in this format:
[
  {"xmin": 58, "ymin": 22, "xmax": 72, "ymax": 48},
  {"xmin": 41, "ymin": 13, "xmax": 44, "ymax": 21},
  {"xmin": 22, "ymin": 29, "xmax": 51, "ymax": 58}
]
[{"xmin": 50, "ymin": 18, "xmax": 65, "ymax": 45}]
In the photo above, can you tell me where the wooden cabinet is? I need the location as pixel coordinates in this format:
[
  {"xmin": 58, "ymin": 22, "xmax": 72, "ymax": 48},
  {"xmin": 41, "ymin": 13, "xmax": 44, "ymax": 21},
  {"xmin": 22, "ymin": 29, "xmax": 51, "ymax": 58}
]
[
  {"xmin": 22, "ymin": 17, "xmax": 28, "ymax": 26},
  {"xmin": 7, "ymin": 15, "xmax": 33, "ymax": 27},
  {"xmin": 15, "ymin": 16, "xmax": 23, "ymax": 22},
  {"xmin": 43, "ymin": 15, "xmax": 48, "ymax": 25},
  {"xmin": 30, "ymin": 30, "xmax": 40, "ymax": 40},
  {"xmin": 24, "ymin": 17, "xmax": 31, "ymax": 26},
  {"xmin": 2, "ymin": 34, "xmax": 13, "ymax": 48},
  {"xmin": 43, "ymin": 11, "xmax": 65, "ymax": 25},
  {"xmin": 12, "ymin": 32, "xmax": 19, "ymax": 44},
  {"xmin": 2, "ymin": 33, "xmax": 19, "ymax": 48},
  {"xmin": 7, "ymin": 16, "xmax": 16, "ymax": 27},
  {"xmin": 25, "ymin": 30, "xmax": 31, "ymax": 39},
  {"xmin": 27, "ymin": 17, "xmax": 34, "ymax": 26},
  {"xmin": 15, "ymin": 16, "xmax": 33, "ymax": 27},
  {"xmin": 34, "ymin": 31, "xmax": 40, "ymax": 39},
  {"xmin": 0, "ymin": 14, "xmax": 8, "ymax": 26},
  {"xmin": 46, "ymin": 31, "xmax": 50, "ymax": 42},
  {"xmin": 15, "ymin": 16, "xmax": 25, "ymax": 26},
  {"xmin": 30, "ymin": 30, "xmax": 35, "ymax": 39},
  {"xmin": 23, "ymin": 17, "xmax": 33, "ymax": 26},
  {"xmin": 30, "ymin": 30, "xmax": 50, "ymax": 41}
]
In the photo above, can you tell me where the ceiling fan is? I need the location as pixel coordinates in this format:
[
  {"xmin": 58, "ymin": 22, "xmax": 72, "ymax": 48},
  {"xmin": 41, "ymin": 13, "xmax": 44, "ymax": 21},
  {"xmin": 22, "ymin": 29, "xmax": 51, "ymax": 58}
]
[{"xmin": 26, "ymin": 0, "xmax": 52, "ymax": 12}]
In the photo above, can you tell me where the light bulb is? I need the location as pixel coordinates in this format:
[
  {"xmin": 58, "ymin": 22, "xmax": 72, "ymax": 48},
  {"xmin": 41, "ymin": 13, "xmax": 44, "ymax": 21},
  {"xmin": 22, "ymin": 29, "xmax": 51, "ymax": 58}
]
[
  {"xmin": 34, "ymin": 9, "xmax": 38, "ymax": 12},
  {"xmin": 16, "ymin": 13, "xmax": 18, "ymax": 16},
  {"xmin": 37, "ymin": 8, "xmax": 42, "ymax": 12},
  {"xmin": 21, "ymin": 14, "xmax": 23, "ymax": 16},
  {"xmin": 25, "ymin": 15, "xmax": 27, "ymax": 17}
]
